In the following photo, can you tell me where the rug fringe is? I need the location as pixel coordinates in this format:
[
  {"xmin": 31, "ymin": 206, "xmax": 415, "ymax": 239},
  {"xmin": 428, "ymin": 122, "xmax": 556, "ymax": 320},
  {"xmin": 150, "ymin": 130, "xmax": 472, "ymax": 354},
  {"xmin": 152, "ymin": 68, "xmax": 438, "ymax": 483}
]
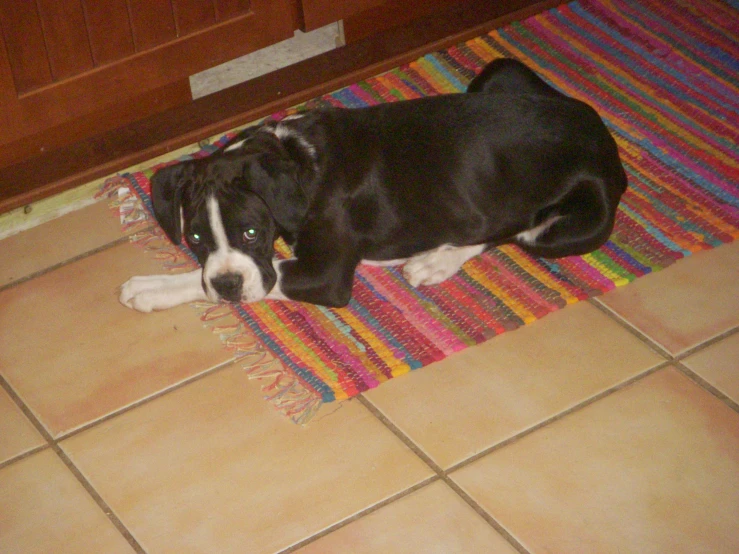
[
  {"xmin": 245, "ymin": 359, "xmax": 324, "ymax": 424},
  {"xmin": 101, "ymin": 176, "xmax": 324, "ymax": 424},
  {"xmin": 96, "ymin": 176, "xmax": 153, "ymax": 235}
]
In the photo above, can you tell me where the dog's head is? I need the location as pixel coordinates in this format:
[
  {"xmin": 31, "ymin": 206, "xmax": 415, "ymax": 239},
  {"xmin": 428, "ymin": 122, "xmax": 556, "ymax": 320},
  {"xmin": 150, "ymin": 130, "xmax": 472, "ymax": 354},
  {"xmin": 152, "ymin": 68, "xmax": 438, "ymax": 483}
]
[{"xmin": 150, "ymin": 128, "xmax": 308, "ymax": 304}]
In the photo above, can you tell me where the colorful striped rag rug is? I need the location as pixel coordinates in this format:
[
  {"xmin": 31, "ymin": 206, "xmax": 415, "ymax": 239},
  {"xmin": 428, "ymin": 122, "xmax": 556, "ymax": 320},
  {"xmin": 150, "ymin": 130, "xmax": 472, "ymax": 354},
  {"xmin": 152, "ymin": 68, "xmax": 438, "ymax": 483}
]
[{"xmin": 103, "ymin": 0, "xmax": 739, "ymax": 423}]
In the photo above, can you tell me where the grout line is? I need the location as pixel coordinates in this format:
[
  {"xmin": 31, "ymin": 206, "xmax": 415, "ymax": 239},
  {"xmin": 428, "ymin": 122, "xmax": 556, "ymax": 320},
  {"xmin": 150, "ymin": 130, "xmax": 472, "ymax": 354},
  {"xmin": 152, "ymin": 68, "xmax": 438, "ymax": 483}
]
[
  {"xmin": 440, "ymin": 476, "xmax": 530, "ymax": 554},
  {"xmin": 276, "ymin": 476, "xmax": 440, "ymax": 553},
  {"xmin": 0, "ymin": 444, "xmax": 50, "ymax": 472},
  {"xmin": 588, "ymin": 298, "xmax": 673, "ymax": 360},
  {"xmin": 0, "ymin": 351, "xmax": 242, "ymax": 551},
  {"xmin": 52, "ymin": 444, "xmax": 147, "ymax": 554},
  {"xmin": 358, "ymin": 395, "xmax": 446, "ymax": 473},
  {"xmin": 57, "ymin": 356, "xmax": 243, "ymax": 442},
  {"xmin": 674, "ymin": 361, "xmax": 739, "ymax": 414},
  {"xmin": 357, "ymin": 395, "xmax": 533, "ymax": 554},
  {"xmin": 590, "ymin": 297, "xmax": 739, "ymax": 411},
  {"xmin": 0, "ymin": 374, "xmax": 54, "ymax": 445},
  {"xmin": 444, "ymin": 361, "xmax": 669, "ymax": 475},
  {"xmin": 673, "ymin": 325, "xmax": 739, "ymax": 362},
  {"xmin": 0, "ymin": 232, "xmax": 144, "ymax": 294},
  {"xmin": 0, "ymin": 374, "xmax": 146, "ymax": 552}
]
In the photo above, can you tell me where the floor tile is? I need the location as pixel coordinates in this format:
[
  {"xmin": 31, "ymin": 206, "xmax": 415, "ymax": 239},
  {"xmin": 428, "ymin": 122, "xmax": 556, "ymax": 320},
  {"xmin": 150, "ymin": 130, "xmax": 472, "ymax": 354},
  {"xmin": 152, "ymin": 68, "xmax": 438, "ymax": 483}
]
[
  {"xmin": 295, "ymin": 480, "xmax": 517, "ymax": 554},
  {"xmin": 0, "ymin": 242, "xmax": 233, "ymax": 437},
  {"xmin": 0, "ymin": 449, "xmax": 134, "ymax": 554},
  {"xmin": 452, "ymin": 367, "xmax": 739, "ymax": 554},
  {"xmin": 0, "ymin": 387, "xmax": 45, "ymax": 465},
  {"xmin": 682, "ymin": 333, "xmax": 739, "ymax": 404},
  {"xmin": 364, "ymin": 302, "xmax": 664, "ymax": 468},
  {"xmin": 0, "ymin": 200, "xmax": 126, "ymax": 287},
  {"xmin": 597, "ymin": 242, "xmax": 739, "ymax": 356},
  {"xmin": 61, "ymin": 365, "xmax": 433, "ymax": 554}
]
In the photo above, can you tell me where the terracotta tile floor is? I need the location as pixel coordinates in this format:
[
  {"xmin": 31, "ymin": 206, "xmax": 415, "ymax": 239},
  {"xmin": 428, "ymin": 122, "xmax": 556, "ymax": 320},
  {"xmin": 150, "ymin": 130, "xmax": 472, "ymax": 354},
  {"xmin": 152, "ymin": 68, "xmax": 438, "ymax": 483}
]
[{"xmin": 1, "ymin": 191, "xmax": 737, "ymax": 554}]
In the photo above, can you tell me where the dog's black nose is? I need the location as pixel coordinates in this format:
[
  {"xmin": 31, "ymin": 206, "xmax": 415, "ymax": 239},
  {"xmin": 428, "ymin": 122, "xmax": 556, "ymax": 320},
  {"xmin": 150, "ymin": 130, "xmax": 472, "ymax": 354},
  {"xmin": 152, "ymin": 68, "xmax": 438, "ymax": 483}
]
[{"xmin": 210, "ymin": 273, "xmax": 244, "ymax": 302}]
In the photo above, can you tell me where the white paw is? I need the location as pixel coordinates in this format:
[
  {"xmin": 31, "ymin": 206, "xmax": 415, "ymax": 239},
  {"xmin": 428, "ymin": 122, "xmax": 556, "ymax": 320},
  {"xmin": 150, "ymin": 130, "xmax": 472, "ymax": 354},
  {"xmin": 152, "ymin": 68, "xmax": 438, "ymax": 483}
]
[
  {"xmin": 403, "ymin": 250, "xmax": 459, "ymax": 288},
  {"xmin": 119, "ymin": 276, "xmax": 172, "ymax": 312},
  {"xmin": 120, "ymin": 270, "xmax": 207, "ymax": 312}
]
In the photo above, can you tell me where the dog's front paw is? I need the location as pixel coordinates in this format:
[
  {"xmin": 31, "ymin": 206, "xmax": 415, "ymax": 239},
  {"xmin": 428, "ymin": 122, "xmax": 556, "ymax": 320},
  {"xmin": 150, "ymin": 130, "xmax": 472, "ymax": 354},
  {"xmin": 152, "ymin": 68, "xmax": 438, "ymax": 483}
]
[
  {"xmin": 119, "ymin": 276, "xmax": 172, "ymax": 312},
  {"xmin": 119, "ymin": 270, "xmax": 208, "ymax": 312}
]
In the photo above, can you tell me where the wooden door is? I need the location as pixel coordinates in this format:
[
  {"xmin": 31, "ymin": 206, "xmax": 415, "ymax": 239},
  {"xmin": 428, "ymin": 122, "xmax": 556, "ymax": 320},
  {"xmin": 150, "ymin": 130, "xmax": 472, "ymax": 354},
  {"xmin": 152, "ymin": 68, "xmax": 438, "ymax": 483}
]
[
  {"xmin": 0, "ymin": 0, "xmax": 295, "ymax": 167},
  {"xmin": 300, "ymin": 0, "xmax": 385, "ymax": 31},
  {"xmin": 300, "ymin": 0, "xmax": 465, "ymax": 42}
]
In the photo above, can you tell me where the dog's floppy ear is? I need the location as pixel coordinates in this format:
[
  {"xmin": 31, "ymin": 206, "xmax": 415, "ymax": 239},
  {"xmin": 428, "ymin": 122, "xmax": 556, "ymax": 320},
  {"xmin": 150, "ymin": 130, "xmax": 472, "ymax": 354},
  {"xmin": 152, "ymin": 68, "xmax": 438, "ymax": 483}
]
[
  {"xmin": 247, "ymin": 151, "xmax": 308, "ymax": 238},
  {"xmin": 220, "ymin": 125, "xmax": 259, "ymax": 152},
  {"xmin": 151, "ymin": 162, "xmax": 194, "ymax": 245}
]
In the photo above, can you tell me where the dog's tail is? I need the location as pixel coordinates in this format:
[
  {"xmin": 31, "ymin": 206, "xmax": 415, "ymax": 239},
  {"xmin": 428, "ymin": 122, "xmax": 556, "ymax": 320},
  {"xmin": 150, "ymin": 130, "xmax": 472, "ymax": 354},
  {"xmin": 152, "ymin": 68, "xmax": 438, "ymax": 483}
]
[{"xmin": 466, "ymin": 58, "xmax": 561, "ymax": 98}]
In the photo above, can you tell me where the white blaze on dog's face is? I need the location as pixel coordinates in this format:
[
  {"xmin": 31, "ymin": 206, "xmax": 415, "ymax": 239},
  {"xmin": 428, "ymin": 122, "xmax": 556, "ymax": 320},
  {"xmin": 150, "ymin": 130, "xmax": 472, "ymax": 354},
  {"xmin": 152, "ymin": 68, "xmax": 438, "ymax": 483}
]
[
  {"xmin": 202, "ymin": 196, "xmax": 264, "ymax": 303},
  {"xmin": 183, "ymin": 192, "xmax": 278, "ymax": 304}
]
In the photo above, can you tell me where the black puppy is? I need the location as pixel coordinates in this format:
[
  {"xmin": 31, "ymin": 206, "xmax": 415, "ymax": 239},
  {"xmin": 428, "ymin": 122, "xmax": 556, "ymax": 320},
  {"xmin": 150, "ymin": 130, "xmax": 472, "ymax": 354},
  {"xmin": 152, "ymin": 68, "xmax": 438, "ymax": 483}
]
[{"xmin": 120, "ymin": 59, "xmax": 627, "ymax": 312}]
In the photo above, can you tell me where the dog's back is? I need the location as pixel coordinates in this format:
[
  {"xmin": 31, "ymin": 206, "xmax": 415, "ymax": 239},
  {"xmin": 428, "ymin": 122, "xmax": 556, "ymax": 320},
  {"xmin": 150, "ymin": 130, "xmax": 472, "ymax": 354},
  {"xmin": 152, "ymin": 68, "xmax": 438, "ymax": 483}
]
[{"xmin": 467, "ymin": 58, "xmax": 562, "ymax": 97}]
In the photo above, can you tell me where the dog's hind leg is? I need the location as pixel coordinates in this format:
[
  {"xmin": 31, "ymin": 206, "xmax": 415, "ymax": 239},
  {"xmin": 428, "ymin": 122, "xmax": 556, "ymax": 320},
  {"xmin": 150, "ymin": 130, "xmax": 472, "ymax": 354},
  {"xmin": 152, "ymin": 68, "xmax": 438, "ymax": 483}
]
[
  {"xmin": 403, "ymin": 244, "xmax": 486, "ymax": 287},
  {"xmin": 514, "ymin": 179, "xmax": 617, "ymax": 258}
]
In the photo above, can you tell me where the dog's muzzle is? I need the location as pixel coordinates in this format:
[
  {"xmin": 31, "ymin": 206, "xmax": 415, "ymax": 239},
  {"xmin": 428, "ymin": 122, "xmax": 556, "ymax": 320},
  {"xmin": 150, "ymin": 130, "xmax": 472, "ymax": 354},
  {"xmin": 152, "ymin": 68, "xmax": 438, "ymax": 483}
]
[{"xmin": 210, "ymin": 272, "xmax": 244, "ymax": 303}]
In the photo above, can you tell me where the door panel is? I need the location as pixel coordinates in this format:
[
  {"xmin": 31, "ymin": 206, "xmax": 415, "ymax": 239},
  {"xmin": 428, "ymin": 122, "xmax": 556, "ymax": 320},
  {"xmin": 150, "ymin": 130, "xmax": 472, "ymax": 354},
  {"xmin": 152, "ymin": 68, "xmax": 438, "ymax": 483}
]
[
  {"xmin": 37, "ymin": 0, "xmax": 94, "ymax": 81},
  {"xmin": 0, "ymin": 2, "xmax": 53, "ymax": 94},
  {"xmin": 83, "ymin": 0, "xmax": 137, "ymax": 66},
  {"xmin": 127, "ymin": 0, "xmax": 179, "ymax": 50},
  {"xmin": 0, "ymin": 0, "xmax": 295, "ymax": 167},
  {"xmin": 300, "ymin": 0, "xmax": 386, "ymax": 31},
  {"xmin": 173, "ymin": 0, "xmax": 218, "ymax": 35},
  {"xmin": 215, "ymin": 0, "xmax": 254, "ymax": 20}
]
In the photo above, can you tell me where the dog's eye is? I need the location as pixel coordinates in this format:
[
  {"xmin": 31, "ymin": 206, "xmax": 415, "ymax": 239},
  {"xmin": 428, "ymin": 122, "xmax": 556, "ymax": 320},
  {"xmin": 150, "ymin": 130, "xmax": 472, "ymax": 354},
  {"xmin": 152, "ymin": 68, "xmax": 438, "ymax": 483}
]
[
  {"xmin": 243, "ymin": 229, "xmax": 257, "ymax": 243},
  {"xmin": 189, "ymin": 233, "xmax": 201, "ymax": 245}
]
